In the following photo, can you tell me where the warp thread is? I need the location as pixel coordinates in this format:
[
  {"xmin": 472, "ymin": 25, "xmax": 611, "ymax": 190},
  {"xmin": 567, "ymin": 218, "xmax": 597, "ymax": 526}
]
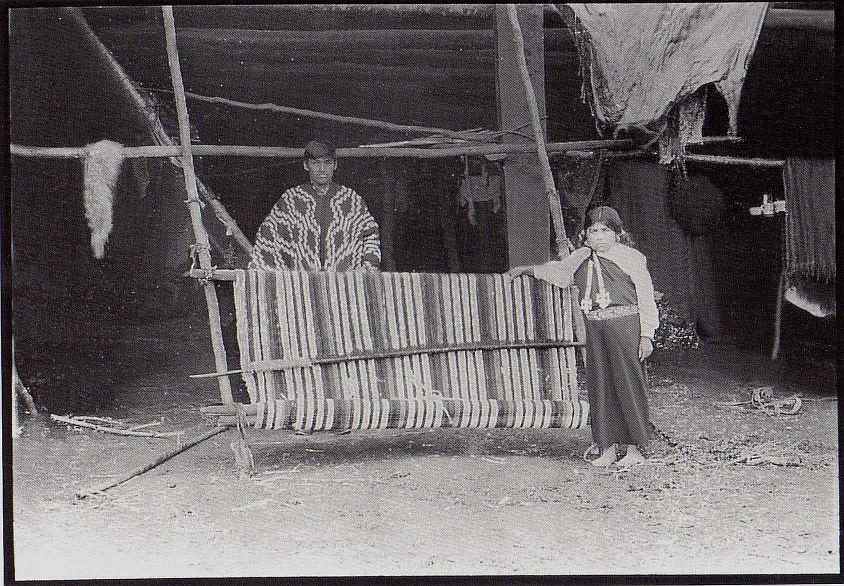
[{"xmin": 83, "ymin": 140, "xmax": 124, "ymax": 259}]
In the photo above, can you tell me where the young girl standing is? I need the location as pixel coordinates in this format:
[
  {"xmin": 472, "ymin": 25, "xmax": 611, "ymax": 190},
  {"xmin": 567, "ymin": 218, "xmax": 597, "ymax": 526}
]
[{"xmin": 507, "ymin": 206, "xmax": 658, "ymax": 467}]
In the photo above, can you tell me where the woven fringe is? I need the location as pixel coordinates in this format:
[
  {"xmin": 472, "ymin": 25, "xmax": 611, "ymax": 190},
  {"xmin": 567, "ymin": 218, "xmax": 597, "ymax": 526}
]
[{"xmin": 83, "ymin": 140, "xmax": 124, "ymax": 259}]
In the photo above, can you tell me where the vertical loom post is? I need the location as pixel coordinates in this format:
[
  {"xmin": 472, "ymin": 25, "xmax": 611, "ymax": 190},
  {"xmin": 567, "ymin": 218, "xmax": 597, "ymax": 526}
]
[
  {"xmin": 379, "ymin": 159, "xmax": 397, "ymax": 271},
  {"xmin": 505, "ymin": 3, "xmax": 569, "ymax": 260},
  {"xmin": 162, "ymin": 6, "xmax": 233, "ymax": 405}
]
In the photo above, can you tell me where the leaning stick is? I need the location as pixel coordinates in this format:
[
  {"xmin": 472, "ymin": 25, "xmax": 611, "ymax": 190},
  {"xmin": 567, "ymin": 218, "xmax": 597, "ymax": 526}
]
[
  {"xmin": 160, "ymin": 88, "xmax": 496, "ymax": 144},
  {"xmin": 50, "ymin": 414, "xmax": 183, "ymax": 439},
  {"xmin": 76, "ymin": 426, "xmax": 229, "ymax": 499},
  {"xmin": 506, "ymin": 4, "xmax": 569, "ymax": 259}
]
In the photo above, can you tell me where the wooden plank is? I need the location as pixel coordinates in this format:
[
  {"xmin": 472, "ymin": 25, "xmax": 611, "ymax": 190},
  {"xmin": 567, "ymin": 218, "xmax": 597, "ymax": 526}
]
[
  {"xmin": 495, "ymin": 4, "xmax": 549, "ymax": 268},
  {"xmin": 162, "ymin": 6, "xmax": 233, "ymax": 406}
]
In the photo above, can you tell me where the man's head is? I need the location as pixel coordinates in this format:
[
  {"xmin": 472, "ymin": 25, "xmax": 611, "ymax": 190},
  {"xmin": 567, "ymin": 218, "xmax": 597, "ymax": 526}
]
[{"xmin": 303, "ymin": 140, "xmax": 337, "ymax": 187}]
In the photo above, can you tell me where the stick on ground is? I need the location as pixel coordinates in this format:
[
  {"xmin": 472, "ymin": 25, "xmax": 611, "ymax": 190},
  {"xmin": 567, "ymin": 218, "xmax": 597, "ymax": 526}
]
[
  {"xmin": 51, "ymin": 414, "xmax": 183, "ymax": 439},
  {"xmin": 76, "ymin": 426, "xmax": 230, "ymax": 499}
]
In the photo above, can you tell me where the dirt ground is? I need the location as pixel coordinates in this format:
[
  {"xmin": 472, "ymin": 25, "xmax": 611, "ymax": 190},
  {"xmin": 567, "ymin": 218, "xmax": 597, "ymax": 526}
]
[{"xmin": 11, "ymin": 311, "xmax": 839, "ymax": 579}]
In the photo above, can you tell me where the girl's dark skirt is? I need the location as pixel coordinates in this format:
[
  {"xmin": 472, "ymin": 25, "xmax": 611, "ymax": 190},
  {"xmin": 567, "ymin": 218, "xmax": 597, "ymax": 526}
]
[{"xmin": 584, "ymin": 312, "xmax": 650, "ymax": 448}]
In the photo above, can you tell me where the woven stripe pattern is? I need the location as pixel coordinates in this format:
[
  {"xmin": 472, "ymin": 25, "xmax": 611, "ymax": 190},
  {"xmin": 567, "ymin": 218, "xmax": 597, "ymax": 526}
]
[{"xmin": 234, "ymin": 270, "xmax": 588, "ymax": 431}]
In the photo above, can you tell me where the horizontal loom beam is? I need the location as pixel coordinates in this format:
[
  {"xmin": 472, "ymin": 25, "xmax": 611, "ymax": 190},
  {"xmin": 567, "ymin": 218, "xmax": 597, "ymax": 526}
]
[{"xmin": 190, "ymin": 338, "xmax": 585, "ymax": 379}]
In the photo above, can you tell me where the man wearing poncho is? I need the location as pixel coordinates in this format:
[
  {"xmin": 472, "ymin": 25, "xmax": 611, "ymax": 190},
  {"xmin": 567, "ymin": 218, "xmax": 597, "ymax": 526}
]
[
  {"xmin": 250, "ymin": 140, "xmax": 381, "ymax": 271},
  {"xmin": 508, "ymin": 206, "xmax": 658, "ymax": 468}
]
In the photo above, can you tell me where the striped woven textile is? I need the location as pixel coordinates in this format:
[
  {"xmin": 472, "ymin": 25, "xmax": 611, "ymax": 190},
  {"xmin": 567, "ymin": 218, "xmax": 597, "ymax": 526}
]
[{"xmin": 233, "ymin": 270, "xmax": 588, "ymax": 431}]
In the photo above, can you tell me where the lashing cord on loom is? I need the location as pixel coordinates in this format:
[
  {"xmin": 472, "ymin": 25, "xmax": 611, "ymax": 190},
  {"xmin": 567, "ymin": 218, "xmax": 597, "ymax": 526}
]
[{"xmin": 189, "ymin": 243, "xmax": 218, "ymax": 286}]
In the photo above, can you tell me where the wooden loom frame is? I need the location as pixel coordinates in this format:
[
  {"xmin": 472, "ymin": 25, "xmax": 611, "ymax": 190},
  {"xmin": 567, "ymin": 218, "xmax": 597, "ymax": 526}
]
[{"xmin": 13, "ymin": 5, "xmax": 772, "ymax": 416}]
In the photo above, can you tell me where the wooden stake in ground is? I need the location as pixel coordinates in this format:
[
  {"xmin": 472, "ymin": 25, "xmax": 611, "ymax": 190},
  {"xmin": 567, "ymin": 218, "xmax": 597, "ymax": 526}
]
[
  {"xmin": 12, "ymin": 339, "xmax": 38, "ymax": 439},
  {"xmin": 76, "ymin": 426, "xmax": 229, "ymax": 499},
  {"xmin": 505, "ymin": 3, "xmax": 569, "ymax": 259}
]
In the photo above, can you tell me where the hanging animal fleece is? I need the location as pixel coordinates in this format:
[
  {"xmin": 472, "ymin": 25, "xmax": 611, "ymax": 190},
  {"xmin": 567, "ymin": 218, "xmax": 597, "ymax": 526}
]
[
  {"xmin": 83, "ymin": 140, "xmax": 124, "ymax": 258},
  {"xmin": 233, "ymin": 270, "xmax": 588, "ymax": 432}
]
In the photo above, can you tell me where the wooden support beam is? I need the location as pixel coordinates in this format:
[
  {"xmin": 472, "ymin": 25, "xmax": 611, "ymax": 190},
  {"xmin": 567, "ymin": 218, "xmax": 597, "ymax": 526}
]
[
  {"xmin": 495, "ymin": 4, "xmax": 549, "ymax": 268},
  {"xmin": 10, "ymin": 138, "xmax": 634, "ymax": 160},
  {"xmin": 506, "ymin": 3, "xmax": 568, "ymax": 259},
  {"xmin": 684, "ymin": 153, "xmax": 785, "ymax": 168},
  {"xmin": 162, "ymin": 6, "xmax": 232, "ymax": 406}
]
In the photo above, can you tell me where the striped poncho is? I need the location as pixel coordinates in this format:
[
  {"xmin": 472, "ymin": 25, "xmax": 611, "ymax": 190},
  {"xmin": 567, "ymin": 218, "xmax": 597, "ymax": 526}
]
[{"xmin": 249, "ymin": 183, "xmax": 381, "ymax": 271}]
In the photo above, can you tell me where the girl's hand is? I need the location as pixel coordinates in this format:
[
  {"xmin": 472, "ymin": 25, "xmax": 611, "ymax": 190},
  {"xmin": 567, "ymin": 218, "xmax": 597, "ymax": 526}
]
[
  {"xmin": 638, "ymin": 337, "xmax": 653, "ymax": 361},
  {"xmin": 505, "ymin": 265, "xmax": 533, "ymax": 280}
]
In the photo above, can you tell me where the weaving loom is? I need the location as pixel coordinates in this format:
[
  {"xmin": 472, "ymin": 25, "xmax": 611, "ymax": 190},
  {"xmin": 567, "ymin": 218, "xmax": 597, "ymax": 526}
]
[{"xmin": 231, "ymin": 269, "xmax": 588, "ymax": 432}]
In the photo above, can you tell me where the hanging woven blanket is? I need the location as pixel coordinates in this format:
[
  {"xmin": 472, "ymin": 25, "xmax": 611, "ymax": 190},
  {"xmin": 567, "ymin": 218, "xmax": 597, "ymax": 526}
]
[
  {"xmin": 782, "ymin": 158, "xmax": 836, "ymax": 284},
  {"xmin": 563, "ymin": 3, "xmax": 769, "ymax": 165},
  {"xmin": 233, "ymin": 270, "xmax": 588, "ymax": 432}
]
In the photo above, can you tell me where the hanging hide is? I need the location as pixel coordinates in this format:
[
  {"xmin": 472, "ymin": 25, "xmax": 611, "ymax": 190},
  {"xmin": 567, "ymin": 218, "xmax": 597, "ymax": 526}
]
[
  {"xmin": 658, "ymin": 89, "xmax": 708, "ymax": 174},
  {"xmin": 564, "ymin": 3, "xmax": 768, "ymax": 165},
  {"xmin": 83, "ymin": 139, "xmax": 124, "ymax": 259}
]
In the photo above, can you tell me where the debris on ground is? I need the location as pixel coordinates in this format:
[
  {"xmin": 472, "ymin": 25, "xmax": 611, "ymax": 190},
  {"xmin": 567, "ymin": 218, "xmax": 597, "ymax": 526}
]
[{"xmin": 715, "ymin": 386, "xmax": 803, "ymax": 416}]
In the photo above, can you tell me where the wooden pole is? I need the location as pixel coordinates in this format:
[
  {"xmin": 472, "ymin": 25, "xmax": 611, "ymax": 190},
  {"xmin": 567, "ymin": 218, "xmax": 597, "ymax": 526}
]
[
  {"xmin": 684, "ymin": 153, "xmax": 785, "ymax": 168},
  {"xmin": 63, "ymin": 7, "xmax": 252, "ymax": 256},
  {"xmin": 168, "ymin": 90, "xmax": 499, "ymax": 143},
  {"xmin": 162, "ymin": 5, "xmax": 233, "ymax": 406},
  {"xmin": 771, "ymin": 266, "xmax": 785, "ymax": 361},
  {"xmin": 379, "ymin": 159, "xmax": 397, "ymax": 271},
  {"xmin": 10, "ymin": 138, "xmax": 634, "ymax": 161},
  {"xmin": 76, "ymin": 426, "xmax": 229, "ymax": 498},
  {"xmin": 505, "ymin": 4, "xmax": 568, "ymax": 259}
]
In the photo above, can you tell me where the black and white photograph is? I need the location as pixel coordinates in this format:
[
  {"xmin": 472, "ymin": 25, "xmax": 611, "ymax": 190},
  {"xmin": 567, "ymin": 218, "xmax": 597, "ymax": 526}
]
[{"xmin": 6, "ymin": 2, "xmax": 838, "ymax": 581}]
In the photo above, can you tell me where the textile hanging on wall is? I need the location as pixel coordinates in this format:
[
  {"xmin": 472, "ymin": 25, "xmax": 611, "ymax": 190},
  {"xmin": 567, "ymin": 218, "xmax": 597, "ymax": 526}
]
[
  {"xmin": 564, "ymin": 3, "xmax": 768, "ymax": 164},
  {"xmin": 782, "ymin": 158, "xmax": 836, "ymax": 283}
]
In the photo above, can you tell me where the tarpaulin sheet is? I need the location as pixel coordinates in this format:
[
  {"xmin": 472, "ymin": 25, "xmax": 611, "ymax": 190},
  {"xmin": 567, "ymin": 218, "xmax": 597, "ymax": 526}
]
[{"xmin": 564, "ymin": 3, "xmax": 768, "ymax": 148}]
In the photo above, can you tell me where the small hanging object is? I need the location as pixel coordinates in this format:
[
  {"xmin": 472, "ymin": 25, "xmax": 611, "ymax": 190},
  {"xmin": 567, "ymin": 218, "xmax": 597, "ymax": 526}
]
[
  {"xmin": 458, "ymin": 155, "xmax": 476, "ymax": 225},
  {"xmin": 580, "ymin": 258, "xmax": 595, "ymax": 312},
  {"xmin": 459, "ymin": 157, "xmax": 502, "ymax": 225},
  {"xmin": 749, "ymin": 193, "xmax": 786, "ymax": 216},
  {"xmin": 83, "ymin": 139, "xmax": 124, "ymax": 259}
]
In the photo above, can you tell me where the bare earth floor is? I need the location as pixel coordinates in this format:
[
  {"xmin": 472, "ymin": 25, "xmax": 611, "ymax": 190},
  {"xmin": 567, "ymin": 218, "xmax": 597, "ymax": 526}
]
[{"xmin": 12, "ymin": 314, "xmax": 839, "ymax": 579}]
